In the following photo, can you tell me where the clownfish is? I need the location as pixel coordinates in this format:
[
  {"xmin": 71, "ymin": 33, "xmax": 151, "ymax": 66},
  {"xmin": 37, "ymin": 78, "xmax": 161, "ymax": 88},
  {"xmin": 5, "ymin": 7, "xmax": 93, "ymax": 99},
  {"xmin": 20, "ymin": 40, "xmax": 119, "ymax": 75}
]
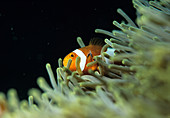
[{"xmin": 63, "ymin": 38, "xmax": 115, "ymax": 74}]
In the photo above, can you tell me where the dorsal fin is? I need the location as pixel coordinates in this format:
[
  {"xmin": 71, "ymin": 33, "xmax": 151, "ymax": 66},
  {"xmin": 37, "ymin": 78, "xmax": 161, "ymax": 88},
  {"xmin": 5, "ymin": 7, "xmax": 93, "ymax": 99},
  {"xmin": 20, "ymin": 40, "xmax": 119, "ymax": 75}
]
[{"xmin": 89, "ymin": 37, "xmax": 105, "ymax": 46}]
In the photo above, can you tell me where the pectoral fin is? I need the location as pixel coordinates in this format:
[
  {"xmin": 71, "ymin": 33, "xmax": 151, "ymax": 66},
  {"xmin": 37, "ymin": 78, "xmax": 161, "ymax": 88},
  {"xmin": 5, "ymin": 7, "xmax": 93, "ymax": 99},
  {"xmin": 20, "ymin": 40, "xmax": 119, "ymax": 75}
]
[{"xmin": 87, "ymin": 51, "xmax": 93, "ymax": 62}]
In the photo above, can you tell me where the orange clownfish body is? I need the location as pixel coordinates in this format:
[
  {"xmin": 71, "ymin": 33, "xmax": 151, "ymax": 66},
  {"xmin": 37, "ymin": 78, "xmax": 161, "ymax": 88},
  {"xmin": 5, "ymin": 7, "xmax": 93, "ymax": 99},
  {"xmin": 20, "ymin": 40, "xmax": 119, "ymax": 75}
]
[{"xmin": 63, "ymin": 38, "xmax": 104, "ymax": 74}]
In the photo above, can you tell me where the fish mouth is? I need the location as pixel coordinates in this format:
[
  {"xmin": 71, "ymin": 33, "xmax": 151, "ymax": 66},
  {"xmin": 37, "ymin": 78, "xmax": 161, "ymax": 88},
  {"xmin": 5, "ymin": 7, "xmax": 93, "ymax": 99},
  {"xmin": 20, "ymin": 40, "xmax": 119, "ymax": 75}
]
[
  {"xmin": 63, "ymin": 58, "xmax": 69, "ymax": 67},
  {"xmin": 63, "ymin": 58, "xmax": 73, "ymax": 69}
]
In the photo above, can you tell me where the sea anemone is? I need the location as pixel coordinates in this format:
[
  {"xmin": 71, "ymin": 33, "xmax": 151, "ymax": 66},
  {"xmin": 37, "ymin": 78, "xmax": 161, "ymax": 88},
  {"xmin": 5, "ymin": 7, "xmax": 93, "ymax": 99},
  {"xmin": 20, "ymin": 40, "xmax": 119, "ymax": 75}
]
[{"xmin": 0, "ymin": 0, "xmax": 170, "ymax": 118}]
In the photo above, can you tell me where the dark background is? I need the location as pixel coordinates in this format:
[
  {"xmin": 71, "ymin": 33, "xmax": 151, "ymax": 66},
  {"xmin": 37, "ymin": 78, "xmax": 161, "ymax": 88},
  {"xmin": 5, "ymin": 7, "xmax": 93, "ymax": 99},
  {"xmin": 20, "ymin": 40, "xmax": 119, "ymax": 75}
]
[{"xmin": 0, "ymin": 1, "xmax": 136, "ymax": 99}]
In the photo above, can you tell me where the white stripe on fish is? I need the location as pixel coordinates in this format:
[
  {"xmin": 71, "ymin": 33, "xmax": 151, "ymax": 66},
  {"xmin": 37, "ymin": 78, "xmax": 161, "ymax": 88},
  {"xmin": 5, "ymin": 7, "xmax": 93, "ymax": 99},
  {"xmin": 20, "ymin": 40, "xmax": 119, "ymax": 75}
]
[{"xmin": 73, "ymin": 49, "xmax": 87, "ymax": 71}]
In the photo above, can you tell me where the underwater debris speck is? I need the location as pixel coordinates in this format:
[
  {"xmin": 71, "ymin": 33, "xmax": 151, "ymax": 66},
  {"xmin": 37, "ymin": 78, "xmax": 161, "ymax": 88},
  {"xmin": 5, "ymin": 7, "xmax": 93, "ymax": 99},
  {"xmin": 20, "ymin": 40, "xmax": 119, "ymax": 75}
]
[{"xmin": 0, "ymin": 0, "xmax": 170, "ymax": 118}]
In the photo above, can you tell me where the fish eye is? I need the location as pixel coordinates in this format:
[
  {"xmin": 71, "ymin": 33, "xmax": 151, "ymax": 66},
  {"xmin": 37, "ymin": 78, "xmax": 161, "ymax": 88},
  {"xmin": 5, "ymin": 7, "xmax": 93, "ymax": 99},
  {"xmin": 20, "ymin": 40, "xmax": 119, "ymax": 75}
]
[{"xmin": 70, "ymin": 54, "xmax": 74, "ymax": 57}]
